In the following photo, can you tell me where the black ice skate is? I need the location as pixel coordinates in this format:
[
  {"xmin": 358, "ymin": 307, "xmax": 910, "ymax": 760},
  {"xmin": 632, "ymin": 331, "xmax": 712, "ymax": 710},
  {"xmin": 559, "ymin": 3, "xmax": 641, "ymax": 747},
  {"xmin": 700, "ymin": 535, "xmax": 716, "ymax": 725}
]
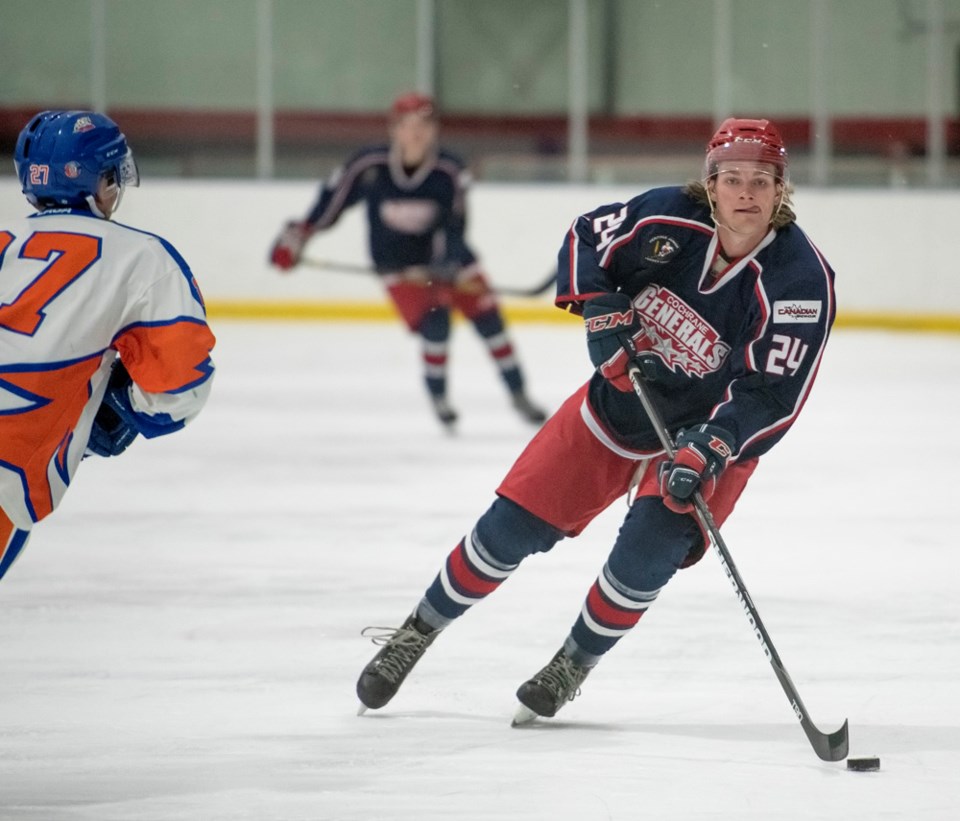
[
  {"xmin": 510, "ymin": 392, "xmax": 547, "ymax": 425},
  {"xmin": 356, "ymin": 613, "xmax": 439, "ymax": 713},
  {"xmin": 512, "ymin": 648, "xmax": 592, "ymax": 726},
  {"xmin": 430, "ymin": 395, "xmax": 458, "ymax": 429}
]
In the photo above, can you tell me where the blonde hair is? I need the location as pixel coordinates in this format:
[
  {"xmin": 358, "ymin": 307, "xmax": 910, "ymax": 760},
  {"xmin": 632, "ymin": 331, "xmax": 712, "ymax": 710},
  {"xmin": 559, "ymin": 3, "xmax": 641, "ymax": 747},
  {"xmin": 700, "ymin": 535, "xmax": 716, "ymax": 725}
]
[{"xmin": 682, "ymin": 180, "xmax": 797, "ymax": 229}]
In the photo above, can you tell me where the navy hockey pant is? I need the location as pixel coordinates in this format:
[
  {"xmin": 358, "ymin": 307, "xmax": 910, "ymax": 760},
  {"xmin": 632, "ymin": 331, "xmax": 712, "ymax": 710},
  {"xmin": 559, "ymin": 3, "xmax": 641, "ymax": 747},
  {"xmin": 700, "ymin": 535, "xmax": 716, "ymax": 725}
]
[
  {"xmin": 419, "ymin": 307, "xmax": 524, "ymax": 398},
  {"xmin": 417, "ymin": 383, "xmax": 757, "ymax": 663},
  {"xmin": 385, "ymin": 275, "xmax": 525, "ymax": 398}
]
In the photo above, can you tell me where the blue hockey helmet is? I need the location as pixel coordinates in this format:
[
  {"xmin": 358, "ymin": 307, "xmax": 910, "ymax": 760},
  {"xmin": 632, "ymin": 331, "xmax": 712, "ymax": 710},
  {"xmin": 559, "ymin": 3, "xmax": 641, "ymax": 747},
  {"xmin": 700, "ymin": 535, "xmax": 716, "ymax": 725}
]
[{"xmin": 14, "ymin": 110, "xmax": 139, "ymax": 214}]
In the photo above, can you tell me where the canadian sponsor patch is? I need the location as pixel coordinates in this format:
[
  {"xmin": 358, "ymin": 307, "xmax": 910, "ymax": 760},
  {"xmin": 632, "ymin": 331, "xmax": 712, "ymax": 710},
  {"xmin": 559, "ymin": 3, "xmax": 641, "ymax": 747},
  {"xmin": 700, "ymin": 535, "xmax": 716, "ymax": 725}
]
[{"xmin": 772, "ymin": 300, "xmax": 822, "ymax": 323}]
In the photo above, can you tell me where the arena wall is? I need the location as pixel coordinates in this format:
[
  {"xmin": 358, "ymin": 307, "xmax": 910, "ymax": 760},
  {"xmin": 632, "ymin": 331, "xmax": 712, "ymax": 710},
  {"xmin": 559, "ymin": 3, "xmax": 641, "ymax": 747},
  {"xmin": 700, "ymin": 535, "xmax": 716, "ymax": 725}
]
[{"xmin": 1, "ymin": 179, "xmax": 957, "ymax": 331}]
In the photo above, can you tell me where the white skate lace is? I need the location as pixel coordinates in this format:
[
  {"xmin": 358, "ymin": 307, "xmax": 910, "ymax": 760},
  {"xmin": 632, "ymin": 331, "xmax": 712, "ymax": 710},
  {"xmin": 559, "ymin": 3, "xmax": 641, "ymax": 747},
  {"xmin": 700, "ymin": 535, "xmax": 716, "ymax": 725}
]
[
  {"xmin": 361, "ymin": 625, "xmax": 431, "ymax": 684},
  {"xmin": 537, "ymin": 654, "xmax": 589, "ymax": 702}
]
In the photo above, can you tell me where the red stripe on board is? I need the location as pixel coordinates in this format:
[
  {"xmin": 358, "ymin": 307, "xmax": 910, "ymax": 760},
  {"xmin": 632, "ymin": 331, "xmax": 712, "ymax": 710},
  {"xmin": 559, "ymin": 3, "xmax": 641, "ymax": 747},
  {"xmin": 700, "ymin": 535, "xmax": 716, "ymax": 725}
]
[{"xmin": 3, "ymin": 110, "xmax": 948, "ymax": 153}]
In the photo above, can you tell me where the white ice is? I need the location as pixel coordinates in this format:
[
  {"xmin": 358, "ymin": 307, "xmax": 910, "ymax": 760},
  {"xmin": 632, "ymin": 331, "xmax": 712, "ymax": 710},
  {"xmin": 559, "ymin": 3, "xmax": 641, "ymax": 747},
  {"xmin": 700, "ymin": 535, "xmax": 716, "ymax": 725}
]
[{"xmin": 1, "ymin": 319, "xmax": 958, "ymax": 820}]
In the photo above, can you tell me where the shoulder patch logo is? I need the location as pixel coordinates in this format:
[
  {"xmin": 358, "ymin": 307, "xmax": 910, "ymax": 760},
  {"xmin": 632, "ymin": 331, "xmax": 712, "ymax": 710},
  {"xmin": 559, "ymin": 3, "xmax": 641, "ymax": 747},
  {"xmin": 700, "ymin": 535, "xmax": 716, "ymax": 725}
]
[
  {"xmin": 644, "ymin": 234, "xmax": 681, "ymax": 264},
  {"xmin": 773, "ymin": 300, "xmax": 822, "ymax": 323}
]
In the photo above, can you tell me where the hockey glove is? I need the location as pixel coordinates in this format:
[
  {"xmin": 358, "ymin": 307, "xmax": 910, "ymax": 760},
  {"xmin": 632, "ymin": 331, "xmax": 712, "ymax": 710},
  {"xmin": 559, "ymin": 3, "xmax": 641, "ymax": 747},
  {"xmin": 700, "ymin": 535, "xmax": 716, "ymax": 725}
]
[
  {"xmin": 583, "ymin": 293, "xmax": 655, "ymax": 391},
  {"xmin": 86, "ymin": 361, "xmax": 139, "ymax": 458},
  {"xmin": 269, "ymin": 221, "xmax": 311, "ymax": 271},
  {"xmin": 658, "ymin": 424, "xmax": 735, "ymax": 514}
]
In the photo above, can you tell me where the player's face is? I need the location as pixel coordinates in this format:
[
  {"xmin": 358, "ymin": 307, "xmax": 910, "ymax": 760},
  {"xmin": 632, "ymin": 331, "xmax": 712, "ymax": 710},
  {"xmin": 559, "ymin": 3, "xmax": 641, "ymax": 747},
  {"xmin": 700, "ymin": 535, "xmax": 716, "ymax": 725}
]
[
  {"xmin": 709, "ymin": 161, "xmax": 781, "ymax": 236},
  {"xmin": 391, "ymin": 112, "xmax": 438, "ymax": 167}
]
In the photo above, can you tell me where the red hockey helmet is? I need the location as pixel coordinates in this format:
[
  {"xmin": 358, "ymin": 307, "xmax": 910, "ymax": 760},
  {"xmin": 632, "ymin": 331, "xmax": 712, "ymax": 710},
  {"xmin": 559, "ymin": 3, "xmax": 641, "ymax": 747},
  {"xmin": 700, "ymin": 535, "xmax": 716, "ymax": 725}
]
[
  {"xmin": 390, "ymin": 91, "xmax": 436, "ymax": 120},
  {"xmin": 703, "ymin": 118, "xmax": 788, "ymax": 182}
]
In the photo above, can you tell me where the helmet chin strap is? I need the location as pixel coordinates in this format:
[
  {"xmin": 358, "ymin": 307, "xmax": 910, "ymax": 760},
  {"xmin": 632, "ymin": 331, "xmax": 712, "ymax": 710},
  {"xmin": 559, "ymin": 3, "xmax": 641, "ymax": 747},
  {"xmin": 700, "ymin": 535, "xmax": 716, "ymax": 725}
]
[
  {"xmin": 86, "ymin": 182, "xmax": 123, "ymax": 219},
  {"xmin": 86, "ymin": 194, "xmax": 108, "ymax": 219}
]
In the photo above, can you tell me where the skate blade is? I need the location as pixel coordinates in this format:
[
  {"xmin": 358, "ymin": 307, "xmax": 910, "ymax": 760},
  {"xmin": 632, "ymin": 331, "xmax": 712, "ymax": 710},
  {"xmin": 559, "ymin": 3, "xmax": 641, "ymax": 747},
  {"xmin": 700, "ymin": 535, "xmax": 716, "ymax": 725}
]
[{"xmin": 511, "ymin": 703, "xmax": 540, "ymax": 727}]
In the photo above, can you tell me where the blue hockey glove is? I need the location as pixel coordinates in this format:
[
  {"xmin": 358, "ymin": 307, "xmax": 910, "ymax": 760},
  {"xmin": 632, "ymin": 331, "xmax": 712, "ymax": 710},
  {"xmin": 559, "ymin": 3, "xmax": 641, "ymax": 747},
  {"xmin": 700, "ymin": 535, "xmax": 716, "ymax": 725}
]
[
  {"xmin": 658, "ymin": 424, "xmax": 735, "ymax": 513},
  {"xmin": 86, "ymin": 361, "xmax": 139, "ymax": 457},
  {"xmin": 583, "ymin": 293, "xmax": 656, "ymax": 391}
]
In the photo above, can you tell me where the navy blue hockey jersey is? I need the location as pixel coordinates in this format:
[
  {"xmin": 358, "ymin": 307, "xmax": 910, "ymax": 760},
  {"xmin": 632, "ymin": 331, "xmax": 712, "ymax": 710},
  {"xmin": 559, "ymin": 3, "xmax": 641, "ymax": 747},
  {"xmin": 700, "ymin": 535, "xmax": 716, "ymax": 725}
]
[
  {"xmin": 304, "ymin": 144, "xmax": 476, "ymax": 273},
  {"xmin": 558, "ymin": 185, "xmax": 836, "ymax": 462}
]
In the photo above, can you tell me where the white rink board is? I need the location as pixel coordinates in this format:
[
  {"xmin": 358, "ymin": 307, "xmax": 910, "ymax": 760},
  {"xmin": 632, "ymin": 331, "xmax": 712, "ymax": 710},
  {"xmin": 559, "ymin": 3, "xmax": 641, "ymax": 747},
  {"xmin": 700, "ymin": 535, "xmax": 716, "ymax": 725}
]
[{"xmin": 1, "ymin": 179, "xmax": 959, "ymax": 316}]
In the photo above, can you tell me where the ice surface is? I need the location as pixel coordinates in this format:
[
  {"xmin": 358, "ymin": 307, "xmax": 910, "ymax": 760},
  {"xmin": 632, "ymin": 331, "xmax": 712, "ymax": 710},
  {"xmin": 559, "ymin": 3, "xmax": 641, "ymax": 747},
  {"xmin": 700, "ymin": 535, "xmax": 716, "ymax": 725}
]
[{"xmin": 1, "ymin": 320, "xmax": 958, "ymax": 820}]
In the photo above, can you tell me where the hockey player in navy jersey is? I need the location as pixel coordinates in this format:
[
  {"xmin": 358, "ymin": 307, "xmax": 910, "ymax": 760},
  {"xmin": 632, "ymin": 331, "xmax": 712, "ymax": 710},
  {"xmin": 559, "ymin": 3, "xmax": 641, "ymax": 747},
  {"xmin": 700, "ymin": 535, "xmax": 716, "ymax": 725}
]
[
  {"xmin": 355, "ymin": 118, "xmax": 837, "ymax": 722},
  {"xmin": 269, "ymin": 92, "xmax": 545, "ymax": 429},
  {"xmin": 0, "ymin": 110, "xmax": 215, "ymax": 582}
]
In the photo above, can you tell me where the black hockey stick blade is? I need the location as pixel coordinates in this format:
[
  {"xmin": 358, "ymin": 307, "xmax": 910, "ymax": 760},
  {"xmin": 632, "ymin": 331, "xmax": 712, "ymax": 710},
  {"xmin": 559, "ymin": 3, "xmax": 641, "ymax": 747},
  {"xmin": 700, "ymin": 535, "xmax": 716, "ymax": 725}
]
[
  {"xmin": 771, "ymin": 661, "xmax": 850, "ymax": 761},
  {"xmin": 805, "ymin": 714, "xmax": 850, "ymax": 762}
]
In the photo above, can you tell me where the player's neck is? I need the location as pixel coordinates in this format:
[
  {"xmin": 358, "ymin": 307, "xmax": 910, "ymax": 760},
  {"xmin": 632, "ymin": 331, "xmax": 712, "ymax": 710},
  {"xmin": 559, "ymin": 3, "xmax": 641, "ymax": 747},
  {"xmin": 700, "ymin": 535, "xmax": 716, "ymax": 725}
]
[
  {"xmin": 398, "ymin": 145, "xmax": 431, "ymax": 170},
  {"xmin": 716, "ymin": 225, "xmax": 766, "ymax": 260}
]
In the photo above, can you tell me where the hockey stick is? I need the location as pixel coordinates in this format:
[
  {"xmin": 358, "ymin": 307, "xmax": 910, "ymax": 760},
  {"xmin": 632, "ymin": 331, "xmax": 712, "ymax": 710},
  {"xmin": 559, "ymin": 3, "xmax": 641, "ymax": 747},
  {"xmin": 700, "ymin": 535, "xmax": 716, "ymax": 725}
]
[
  {"xmin": 624, "ymin": 359, "xmax": 850, "ymax": 762},
  {"xmin": 299, "ymin": 257, "xmax": 555, "ymax": 297}
]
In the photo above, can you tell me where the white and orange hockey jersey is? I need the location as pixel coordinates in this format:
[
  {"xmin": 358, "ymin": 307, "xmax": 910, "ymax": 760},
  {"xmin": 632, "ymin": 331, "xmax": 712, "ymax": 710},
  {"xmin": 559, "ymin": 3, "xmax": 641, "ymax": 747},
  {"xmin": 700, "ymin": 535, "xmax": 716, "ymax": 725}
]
[{"xmin": 0, "ymin": 207, "xmax": 215, "ymax": 529}]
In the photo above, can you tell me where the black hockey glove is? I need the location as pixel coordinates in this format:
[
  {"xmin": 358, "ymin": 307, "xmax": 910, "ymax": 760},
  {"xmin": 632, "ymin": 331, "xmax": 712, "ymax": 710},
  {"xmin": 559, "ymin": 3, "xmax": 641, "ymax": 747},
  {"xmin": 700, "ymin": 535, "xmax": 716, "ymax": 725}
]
[
  {"xmin": 658, "ymin": 424, "xmax": 735, "ymax": 513},
  {"xmin": 583, "ymin": 293, "xmax": 657, "ymax": 391},
  {"xmin": 86, "ymin": 361, "xmax": 139, "ymax": 458}
]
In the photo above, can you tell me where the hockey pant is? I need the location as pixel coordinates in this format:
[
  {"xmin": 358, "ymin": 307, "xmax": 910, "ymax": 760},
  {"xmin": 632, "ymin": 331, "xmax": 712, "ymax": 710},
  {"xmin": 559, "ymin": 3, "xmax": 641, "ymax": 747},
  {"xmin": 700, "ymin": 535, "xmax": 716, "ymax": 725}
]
[
  {"xmin": 418, "ymin": 381, "xmax": 757, "ymax": 662},
  {"xmin": 384, "ymin": 270, "xmax": 525, "ymax": 397},
  {"xmin": 0, "ymin": 507, "xmax": 32, "ymax": 582}
]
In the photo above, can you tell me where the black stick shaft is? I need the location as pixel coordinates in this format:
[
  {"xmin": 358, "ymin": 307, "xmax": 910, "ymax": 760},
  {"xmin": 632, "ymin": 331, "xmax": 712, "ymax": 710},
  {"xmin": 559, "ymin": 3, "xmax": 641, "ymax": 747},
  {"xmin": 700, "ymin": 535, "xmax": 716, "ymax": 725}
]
[
  {"xmin": 300, "ymin": 258, "xmax": 555, "ymax": 297},
  {"xmin": 626, "ymin": 364, "xmax": 849, "ymax": 762}
]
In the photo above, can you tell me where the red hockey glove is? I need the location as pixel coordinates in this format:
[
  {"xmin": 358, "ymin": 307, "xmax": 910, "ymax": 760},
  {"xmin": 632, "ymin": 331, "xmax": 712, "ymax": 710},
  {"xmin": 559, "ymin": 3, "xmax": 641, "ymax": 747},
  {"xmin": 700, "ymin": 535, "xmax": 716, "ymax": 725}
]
[
  {"xmin": 658, "ymin": 424, "xmax": 735, "ymax": 514},
  {"xmin": 269, "ymin": 221, "xmax": 311, "ymax": 271},
  {"xmin": 583, "ymin": 293, "xmax": 647, "ymax": 392}
]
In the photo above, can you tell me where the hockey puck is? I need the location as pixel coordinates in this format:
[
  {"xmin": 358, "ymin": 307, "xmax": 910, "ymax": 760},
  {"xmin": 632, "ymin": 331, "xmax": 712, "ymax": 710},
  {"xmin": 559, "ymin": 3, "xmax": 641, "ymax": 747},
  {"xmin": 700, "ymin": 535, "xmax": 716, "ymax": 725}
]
[{"xmin": 846, "ymin": 757, "xmax": 881, "ymax": 772}]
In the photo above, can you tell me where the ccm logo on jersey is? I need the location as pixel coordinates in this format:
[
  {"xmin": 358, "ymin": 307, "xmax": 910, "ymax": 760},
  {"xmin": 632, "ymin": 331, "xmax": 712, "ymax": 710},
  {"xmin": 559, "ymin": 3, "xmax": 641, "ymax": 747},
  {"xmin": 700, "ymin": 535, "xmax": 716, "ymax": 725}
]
[
  {"xmin": 773, "ymin": 300, "xmax": 822, "ymax": 323},
  {"xmin": 585, "ymin": 309, "xmax": 634, "ymax": 333}
]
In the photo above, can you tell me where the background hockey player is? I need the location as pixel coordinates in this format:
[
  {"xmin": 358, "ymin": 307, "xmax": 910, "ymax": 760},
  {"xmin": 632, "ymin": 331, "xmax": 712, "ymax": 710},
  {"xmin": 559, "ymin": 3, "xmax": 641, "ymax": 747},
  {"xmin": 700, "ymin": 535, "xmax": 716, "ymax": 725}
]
[
  {"xmin": 355, "ymin": 118, "xmax": 837, "ymax": 722},
  {"xmin": 269, "ymin": 91, "xmax": 546, "ymax": 429},
  {"xmin": 0, "ymin": 110, "xmax": 216, "ymax": 582}
]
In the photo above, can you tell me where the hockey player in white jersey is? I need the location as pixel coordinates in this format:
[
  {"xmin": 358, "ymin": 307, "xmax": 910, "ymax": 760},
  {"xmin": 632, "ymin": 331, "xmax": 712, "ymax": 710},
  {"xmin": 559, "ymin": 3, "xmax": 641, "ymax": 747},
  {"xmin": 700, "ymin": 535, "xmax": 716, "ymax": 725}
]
[{"xmin": 0, "ymin": 110, "xmax": 216, "ymax": 581}]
